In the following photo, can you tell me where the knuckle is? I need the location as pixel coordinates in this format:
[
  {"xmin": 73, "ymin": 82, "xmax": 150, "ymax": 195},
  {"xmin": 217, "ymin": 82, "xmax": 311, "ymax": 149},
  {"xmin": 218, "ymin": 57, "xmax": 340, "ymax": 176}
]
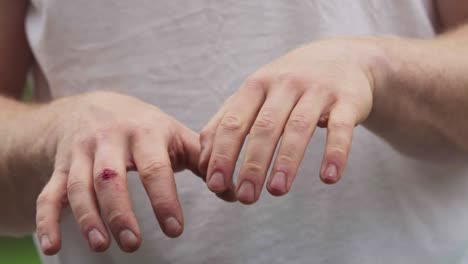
[
  {"xmin": 36, "ymin": 193, "xmax": 52, "ymax": 208},
  {"xmin": 129, "ymin": 121, "xmax": 158, "ymax": 138},
  {"xmin": 276, "ymin": 152, "xmax": 299, "ymax": 166},
  {"xmin": 242, "ymin": 161, "xmax": 264, "ymax": 176},
  {"xmin": 93, "ymin": 125, "xmax": 115, "ymax": 142},
  {"xmin": 310, "ymin": 80, "xmax": 337, "ymax": 100},
  {"xmin": 54, "ymin": 166, "xmax": 70, "ymax": 176},
  {"xmin": 140, "ymin": 169, "xmax": 164, "ymax": 185},
  {"xmin": 35, "ymin": 215, "xmax": 48, "ymax": 230},
  {"xmin": 219, "ymin": 114, "xmax": 243, "ymax": 133},
  {"xmin": 313, "ymin": 79, "xmax": 332, "ymax": 91},
  {"xmin": 139, "ymin": 160, "xmax": 171, "ymax": 182},
  {"xmin": 73, "ymin": 133, "xmax": 96, "ymax": 150},
  {"xmin": 35, "ymin": 215, "xmax": 53, "ymax": 233},
  {"xmin": 243, "ymin": 75, "xmax": 268, "ymax": 93},
  {"xmin": 252, "ymin": 110, "xmax": 277, "ymax": 134},
  {"xmin": 287, "ymin": 113, "xmax": 313, "ymax": 134},
  {"xmin": 67, "ymin": 178, "xmax": 87, "ymax": 194},
  {"xmin": 93, "ymin": 168, "xmax": 121, "ymax": 191},
  {"xmin": 209, "ymin": 152, "xmax": 232, "ymax": 168},
  {"xmin": 277, "ymin": 73, "xmax": 308, "ymax": 90},
  {"xmin": 324, "ymin": 90, "xmax": 339, "ymax": 105}
]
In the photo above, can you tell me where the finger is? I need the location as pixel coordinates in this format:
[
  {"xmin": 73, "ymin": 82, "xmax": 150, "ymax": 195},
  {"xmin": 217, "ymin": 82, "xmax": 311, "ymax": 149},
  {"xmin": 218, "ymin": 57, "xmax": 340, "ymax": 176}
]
[
  {"xmin": 199, "ymin": 104, "xmax": 238, "ymax": 203},
  {"xmin": 198, "ymin": 95, "xmax": 233, "ymax": 177},
  {"xmin": 319, "ymin": 104, "xmax": 356, "ymax": 184},
  {"xmin": 267, "ymin": 92, "xmax": 324, "ymax": 196},
  {"xmin": 36, "ymin": 168, "xmax": 68, "ymax": 255},
  {"xmin": 93, "ymin": 134, "xmax": 141, "ymax": 252},
  {"xmin": 131, "ymin": 131, "xmax": 184, "ymax": 238},
  {"xmin": 181, "ymin": 125, "xmax": 237, "ymax": 202},
  {"xmin": 236, "ymin": 85, "xmax": 302, "ymax": 204},
  {"xmin": 67, "ymin": 148, "xmax": 110, "ymax": 252},
  {"xmin": 206, "ymin": 77, "xmax": 268, "ymax": 193}
]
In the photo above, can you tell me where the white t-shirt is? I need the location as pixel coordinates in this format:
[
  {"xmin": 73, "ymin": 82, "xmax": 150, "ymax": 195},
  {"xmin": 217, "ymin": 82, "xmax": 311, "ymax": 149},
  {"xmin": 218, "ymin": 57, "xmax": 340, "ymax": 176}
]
[{"xmin": 26, "ymin": 1, "xmax": 468, "ymax": 263}]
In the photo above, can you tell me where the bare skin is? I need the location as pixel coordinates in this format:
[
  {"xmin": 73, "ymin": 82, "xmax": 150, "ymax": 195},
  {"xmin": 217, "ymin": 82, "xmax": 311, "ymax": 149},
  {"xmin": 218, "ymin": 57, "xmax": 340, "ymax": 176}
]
[
  {"xmin": 0, "ymin": 0, "xmax": 235, "ymax": 255},
  {"xmin": 0, "ymin": 0, "xmax": 467, "ymax": 256},
  {"xmin": 200, "ymin": 3, "xmax": 468, "ymax": 204},
  {"xmin": 2, "ymin": 91, "xmax": 215, "ymax": 254}
]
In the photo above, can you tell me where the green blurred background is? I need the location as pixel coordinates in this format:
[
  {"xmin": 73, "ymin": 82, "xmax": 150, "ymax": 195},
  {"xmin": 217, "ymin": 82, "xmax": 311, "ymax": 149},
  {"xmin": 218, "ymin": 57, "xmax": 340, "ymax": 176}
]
[
  {"xmin": 0, "ymin": 84, "xmax": 42, "ymax": 264},
  {"xmin": 0, "ymin": 236, "xmax": 41, "ymax": 264}
]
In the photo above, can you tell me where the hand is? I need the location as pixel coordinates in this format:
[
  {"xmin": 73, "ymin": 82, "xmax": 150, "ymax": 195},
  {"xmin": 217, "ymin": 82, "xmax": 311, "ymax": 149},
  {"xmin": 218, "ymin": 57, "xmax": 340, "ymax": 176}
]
[
  {"xmin": 35, "ymin": 91, "xmax": 202, "ymax": 254},
  {"xmin": 199, "ymin": 38, "xmax": 384, "ymax": 204}
]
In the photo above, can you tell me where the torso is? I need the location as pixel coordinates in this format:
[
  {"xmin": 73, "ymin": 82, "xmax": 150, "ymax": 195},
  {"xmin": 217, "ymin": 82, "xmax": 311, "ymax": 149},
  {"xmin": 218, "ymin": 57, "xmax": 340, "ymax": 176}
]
[{"xmin": 27, "ymin": 1, "xmax": 468, "ymax": 263}]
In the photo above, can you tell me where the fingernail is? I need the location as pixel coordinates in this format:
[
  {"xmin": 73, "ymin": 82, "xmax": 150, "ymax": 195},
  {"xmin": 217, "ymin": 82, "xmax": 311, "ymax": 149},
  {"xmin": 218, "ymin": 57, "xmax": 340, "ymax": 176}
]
[
  {"xmin": 324, "ymin": 164, "xmax": 338, "ymax": 183},
  {"xmin": 237, "ymin": 181, "xmax": 255, "ymax": 203},
  {"xmin": 40, "ymin": 235, "xmax": 51, "ymax": 251},
  {"xmin": 208, "ymin": 172, "xmax": 225, "ymax": 192},
  {"xmin": 270, "ymin": 172, "xmax": 287, "ymax": 194},
  {"xmin": 119, "ymin": 229, "xmax": 138, "ymax": 251},
  {"xmin": 164, "ymin": 217, "xmax": 182, "ymax": 237},
  {"xmin": 88, "ymin": 229, "xmax": 105, "ymax": 251}
]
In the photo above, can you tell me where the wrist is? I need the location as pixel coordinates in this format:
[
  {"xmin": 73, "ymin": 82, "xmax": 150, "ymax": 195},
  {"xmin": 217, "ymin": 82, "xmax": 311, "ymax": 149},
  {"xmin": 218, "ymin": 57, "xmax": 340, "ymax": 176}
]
[
  {"xmin": 362, "ymin": 35, "xmax": 441, "ymax": 100},
  {"xmin": 11, "ymin": 100, "xmax": 65, "ymax": 173},
  {"xmin": 37, "ymin": 97, "xmax": 76, "ymax": 164},
  {"xmin": 358, "ymin": 36, "xmax": 401, "ymax": 99}
]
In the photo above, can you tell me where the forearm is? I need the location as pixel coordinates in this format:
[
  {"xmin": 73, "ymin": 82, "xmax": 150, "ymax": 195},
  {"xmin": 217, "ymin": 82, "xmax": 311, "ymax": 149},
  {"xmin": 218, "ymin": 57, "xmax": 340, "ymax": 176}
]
[
  {"xmin": 364, "ymin": 25, "xmax": 468, "ymax": 158},
  {"xmin": 0, "ymin": 97, "xmax": 58, "ymax": 235}
]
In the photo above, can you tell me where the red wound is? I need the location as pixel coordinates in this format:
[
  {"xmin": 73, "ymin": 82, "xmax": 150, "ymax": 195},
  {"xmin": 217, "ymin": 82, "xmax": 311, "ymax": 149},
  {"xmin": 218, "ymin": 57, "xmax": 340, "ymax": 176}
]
[{"xmin": 99, "ymin": 168, "xmax": 118, "ymax": 180}]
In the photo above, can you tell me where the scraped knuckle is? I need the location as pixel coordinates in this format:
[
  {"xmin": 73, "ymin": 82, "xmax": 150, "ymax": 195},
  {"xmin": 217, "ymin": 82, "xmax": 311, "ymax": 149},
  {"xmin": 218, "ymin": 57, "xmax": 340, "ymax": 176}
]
[{"xmin": 93, "ymin": 168, "xmax": 120, "ymax": 191}]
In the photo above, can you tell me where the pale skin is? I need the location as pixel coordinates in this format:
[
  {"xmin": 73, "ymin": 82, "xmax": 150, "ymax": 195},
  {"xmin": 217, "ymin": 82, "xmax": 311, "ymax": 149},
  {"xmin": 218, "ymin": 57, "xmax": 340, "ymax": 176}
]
[{"xmin": 0, "ymin": 0, "xmax": 467, "ymax": 256}]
